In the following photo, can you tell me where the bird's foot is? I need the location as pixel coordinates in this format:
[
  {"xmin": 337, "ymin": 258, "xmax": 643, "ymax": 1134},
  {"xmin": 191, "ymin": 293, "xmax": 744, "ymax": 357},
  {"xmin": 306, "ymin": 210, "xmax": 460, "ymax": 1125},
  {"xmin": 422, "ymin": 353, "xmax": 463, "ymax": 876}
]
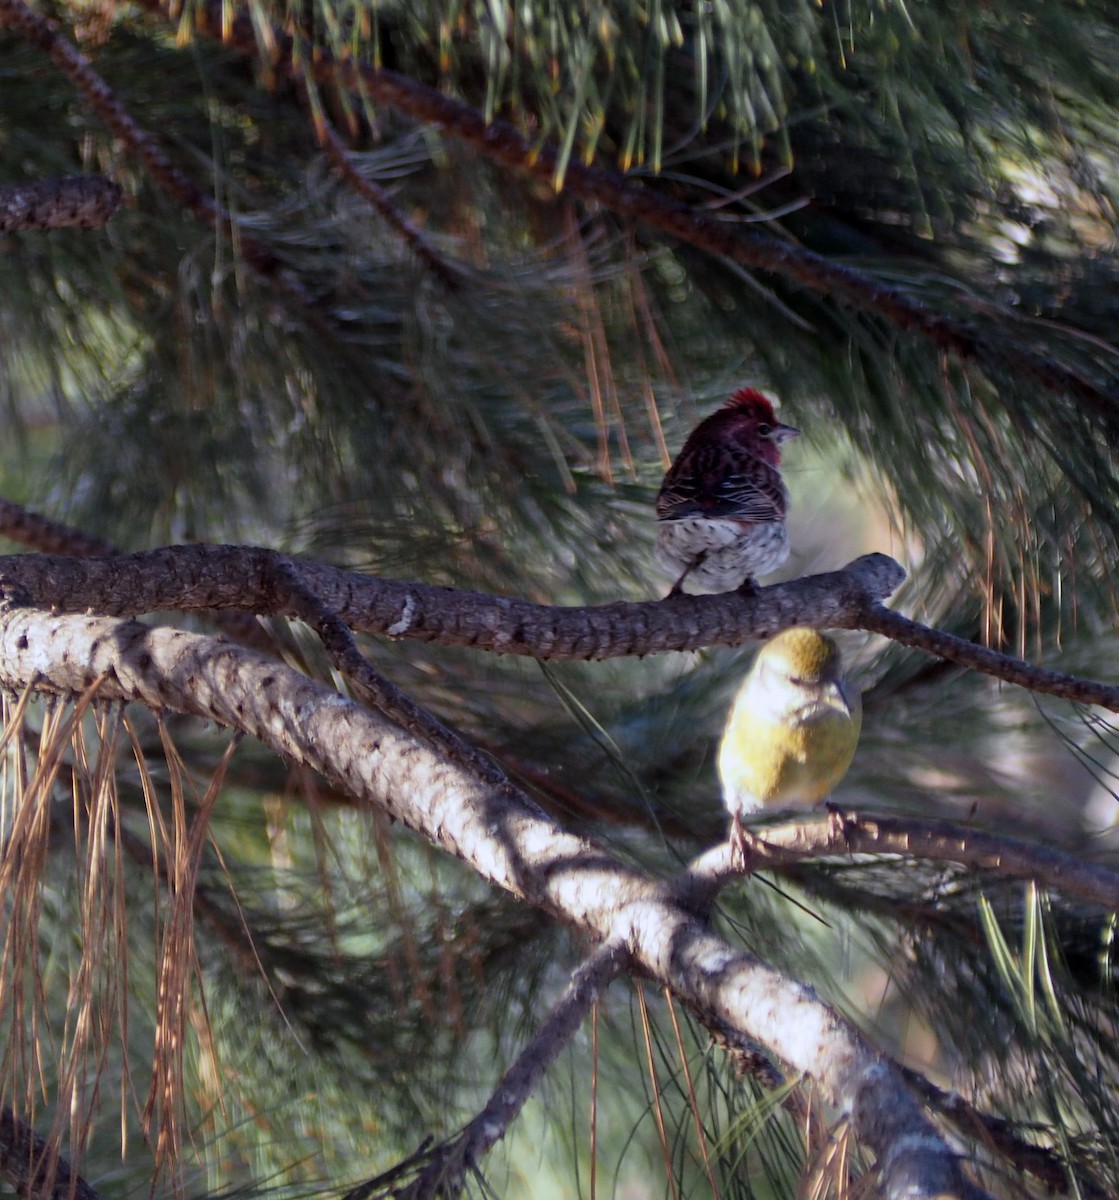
[
  {"xmin": 825, "ymin": 801, "xmax": 857, "ymax": 849},
  {"xmin": 735, "ymin": 576, "xmax": 758, "ymax": 597},
  {"xmin": 665, "ymin": 553, "xmax": 708, "ymax": 599},
  {"xmin": 729, "ymin": 813, "xmax": 755, "ymax": 874}
]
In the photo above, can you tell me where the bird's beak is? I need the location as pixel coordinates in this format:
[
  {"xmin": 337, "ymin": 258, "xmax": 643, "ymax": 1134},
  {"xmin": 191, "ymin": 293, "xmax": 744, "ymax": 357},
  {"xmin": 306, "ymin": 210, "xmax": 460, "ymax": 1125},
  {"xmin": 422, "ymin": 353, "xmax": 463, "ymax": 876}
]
[
  {"xmin": 773, "ymin": 422, "xmax": 800, "ymax": 443},
  {"xmin": 823, "ymin": 679, "xmax": 855, "ymax": 715}
]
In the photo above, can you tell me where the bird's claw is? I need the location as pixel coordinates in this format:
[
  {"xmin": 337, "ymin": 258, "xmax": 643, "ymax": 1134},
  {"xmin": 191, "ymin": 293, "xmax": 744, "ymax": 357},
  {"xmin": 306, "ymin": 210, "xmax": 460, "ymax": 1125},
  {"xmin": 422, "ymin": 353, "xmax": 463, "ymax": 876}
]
[
  {"xmin": 825, "ymin": 801, "xmax": 857, "ymax": 849},
  {"xmin": 729, "ymin": 813, "xmax": 755, "ymax": 874}
]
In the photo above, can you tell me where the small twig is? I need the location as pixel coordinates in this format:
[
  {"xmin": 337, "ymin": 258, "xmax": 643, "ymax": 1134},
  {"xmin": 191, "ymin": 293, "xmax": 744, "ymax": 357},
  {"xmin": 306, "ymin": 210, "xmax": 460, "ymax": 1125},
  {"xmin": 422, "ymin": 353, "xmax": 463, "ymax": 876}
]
[
  {"xmin": 0, "ymin": 0, "xmax": 302, "ymax": 295},
  {"xmin": 857, "ymin": 604, "xmax": 1119, "ymax": 709},
  {"xmin": 392, "ymin": 944, "xmax": 625, "ymax": 1200},
  {"xmin": 342, "ymin": 1139, "xmax": 436, "ymax": 1200},
  {"xmin": 680, "ymin": 812, "xmax": 1119, "ymax": 912},
  {"xmin": 263, "ymin": 556, "xmax": 523, "ymax": 797},
  {"xmin": 165, "ymin": 0, "xmax": 1119, "ymax": 415},
  {"xmin": 0, "ymin": 176, "xmax": 121, "ymax": 231},
  {"xmin": 902, "ymin": 1069, "xmax": 1112, "ymax": 1200},
  {"xmin": 315, "ymin": 120, "xmax": 462, "ymax": 291},
  {"xmin": 0, "ymin": 497, "xmax": 120, "ymax": 557}
]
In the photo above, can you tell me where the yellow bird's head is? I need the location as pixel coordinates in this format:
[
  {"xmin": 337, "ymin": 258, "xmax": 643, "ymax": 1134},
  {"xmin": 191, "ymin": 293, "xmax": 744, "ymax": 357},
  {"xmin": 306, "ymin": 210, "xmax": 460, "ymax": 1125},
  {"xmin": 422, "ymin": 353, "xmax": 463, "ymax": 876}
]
[{"xmin": 750, "ymin": 626, "xmax": 855, "ymax": 709}]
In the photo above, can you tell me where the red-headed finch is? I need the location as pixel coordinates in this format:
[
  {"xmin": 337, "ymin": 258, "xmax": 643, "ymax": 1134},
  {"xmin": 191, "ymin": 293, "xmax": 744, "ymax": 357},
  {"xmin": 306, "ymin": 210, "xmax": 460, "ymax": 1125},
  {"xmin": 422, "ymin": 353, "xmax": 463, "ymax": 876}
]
[
  {"xmin": 718, "ymin": 628, "xmax": 861, "ymax": 866},
  {"xmin": 655, "ymin": 388, "xmax": 799, "ymax": 595}
]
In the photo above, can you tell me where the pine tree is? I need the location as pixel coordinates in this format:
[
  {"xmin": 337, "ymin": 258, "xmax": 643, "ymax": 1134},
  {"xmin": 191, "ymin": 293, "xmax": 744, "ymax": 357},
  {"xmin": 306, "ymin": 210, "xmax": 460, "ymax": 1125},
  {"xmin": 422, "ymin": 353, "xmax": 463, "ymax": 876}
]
[{"xmin": 1, "ymin": 2, "xmax": 1119, "ymax": 1198}]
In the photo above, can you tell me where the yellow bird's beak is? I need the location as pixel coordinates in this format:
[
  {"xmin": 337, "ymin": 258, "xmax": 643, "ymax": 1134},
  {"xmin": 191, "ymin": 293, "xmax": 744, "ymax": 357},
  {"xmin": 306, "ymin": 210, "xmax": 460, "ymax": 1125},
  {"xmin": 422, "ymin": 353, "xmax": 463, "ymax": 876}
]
[{"xmin": 823, "ymin": 679, "xmax": 856, "ymax": 716}]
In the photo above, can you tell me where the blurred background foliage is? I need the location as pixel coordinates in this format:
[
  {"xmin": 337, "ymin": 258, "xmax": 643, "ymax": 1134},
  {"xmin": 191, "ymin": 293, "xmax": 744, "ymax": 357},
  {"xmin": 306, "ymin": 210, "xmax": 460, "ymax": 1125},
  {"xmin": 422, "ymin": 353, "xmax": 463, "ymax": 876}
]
[{"xmin": 3, "ymin": 0, "xmax": 1119, "ymax": 1196}]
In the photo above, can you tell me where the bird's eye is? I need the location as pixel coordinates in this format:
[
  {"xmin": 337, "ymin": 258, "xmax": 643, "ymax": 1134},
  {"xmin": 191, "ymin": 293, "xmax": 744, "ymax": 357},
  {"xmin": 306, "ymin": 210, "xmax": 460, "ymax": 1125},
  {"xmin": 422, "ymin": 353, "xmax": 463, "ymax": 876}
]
[{"xmin": 757, "ymin": 423, "xmax": 772, "ymax": 437}]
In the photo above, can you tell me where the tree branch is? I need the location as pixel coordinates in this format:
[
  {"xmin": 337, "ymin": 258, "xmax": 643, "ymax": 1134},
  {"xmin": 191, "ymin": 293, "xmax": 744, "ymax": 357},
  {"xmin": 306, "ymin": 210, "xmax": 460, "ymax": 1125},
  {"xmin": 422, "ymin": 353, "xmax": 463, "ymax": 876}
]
[
  {"xmin": 314, "ymin": 119, "xmax": 462, "ymax": 292},
  {"xmin": 362, "ymin": 943, "xmax": 625, "ymax": 1200},
  {"xmin": 260, "ymin": 555, "xmax": 515, "ymax": 792},
  {"xmin": 902, "ymin": 1068, "xmax": 1112, "ymax": 1200},
  {"xmin": 0, "ymin": 605, "xmax": 992, "ymax": 1200},
  {"xmin": 1, "ymin": 536, "xmax": 1118, "ymax": 710},
  {"xmin": 858, "ymin": 604, "xmax": 1119, "ymax": 707},
  {"xmin": 0, "ymin": 497, "xmax": 120, "ymax": 557},
  {"xmin": 0, "ymin": 176, "xmax": 121, "ymax": 231},
  {"xmin": 0, "ymin": 541, "xmax": 905, "ymax": 657},
  {"xmin": 0, "ymin": 501, "xmax": 279, "ymax": 657},
  {"xmin": 163, "ymin": 0, "xmax": 1118, "ymax": 414},
  {"xmin": 0, "ymin": 1104, "xmax": 103, "ymax": 1200},
  {"xmin": 0, "ymin": 0, "xmax": 305, "ymax": 296},
  {"xmin": 678, "ymin": 813, "xmax": 1119, "ymax": 912}
]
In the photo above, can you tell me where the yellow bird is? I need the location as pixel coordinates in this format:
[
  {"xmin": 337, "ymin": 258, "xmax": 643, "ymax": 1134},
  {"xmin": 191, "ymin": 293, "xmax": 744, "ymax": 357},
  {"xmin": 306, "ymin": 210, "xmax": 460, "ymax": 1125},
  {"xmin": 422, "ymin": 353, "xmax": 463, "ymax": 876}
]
[{"xmin": 718, "ymin": 627, "xmax": 862, "ymax": 863}]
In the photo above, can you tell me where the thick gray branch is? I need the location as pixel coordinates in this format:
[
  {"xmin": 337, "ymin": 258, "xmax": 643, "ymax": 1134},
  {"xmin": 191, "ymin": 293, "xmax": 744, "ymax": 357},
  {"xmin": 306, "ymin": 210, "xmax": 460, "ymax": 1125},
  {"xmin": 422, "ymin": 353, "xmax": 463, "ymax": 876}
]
[
  {"xmin": 0, "ymin": 606, "xmax": 989, "ymax": 1200},
  {"xmin": 0, "ymin": 544, "xmax": 904, "ymax": 659},
  {"xmin": 1, "ymin": 541, "xmax": 1117, "ymax": 711}
]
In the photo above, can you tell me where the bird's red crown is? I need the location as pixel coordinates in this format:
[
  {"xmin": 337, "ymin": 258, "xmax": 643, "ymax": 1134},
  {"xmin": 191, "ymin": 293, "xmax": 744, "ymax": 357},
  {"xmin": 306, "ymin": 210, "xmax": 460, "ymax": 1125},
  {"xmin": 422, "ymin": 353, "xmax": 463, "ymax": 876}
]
[{"xmin": 723, "ymin": 388, "xmax": 779, "ymax": 424}]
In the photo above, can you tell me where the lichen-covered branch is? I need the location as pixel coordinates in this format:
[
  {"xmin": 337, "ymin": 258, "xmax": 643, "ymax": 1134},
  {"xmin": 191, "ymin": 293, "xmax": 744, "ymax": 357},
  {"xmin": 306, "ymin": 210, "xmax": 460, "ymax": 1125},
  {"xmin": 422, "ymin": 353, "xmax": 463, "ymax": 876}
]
[{"xmin": 0, "ymin": 605, "xmax": 991, "ymax": 1200}]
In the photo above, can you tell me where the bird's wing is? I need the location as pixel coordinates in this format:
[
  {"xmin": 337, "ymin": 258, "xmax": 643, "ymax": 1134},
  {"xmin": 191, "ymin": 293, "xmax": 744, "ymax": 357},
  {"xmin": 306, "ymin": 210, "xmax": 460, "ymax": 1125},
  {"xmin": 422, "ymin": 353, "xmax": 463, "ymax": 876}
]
[{"xmin": 656, "ymin": 443, "xmax": 788, "ymax": 522}]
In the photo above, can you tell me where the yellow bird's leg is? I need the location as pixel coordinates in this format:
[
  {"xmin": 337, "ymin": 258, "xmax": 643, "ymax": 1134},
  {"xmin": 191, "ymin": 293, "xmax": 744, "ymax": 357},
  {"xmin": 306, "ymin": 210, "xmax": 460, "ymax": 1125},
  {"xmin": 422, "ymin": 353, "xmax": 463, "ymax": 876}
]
[
  {"xmin": 824, "ymin": 800, "xmax": 856, "ymax": 848},
  {"xmin": 729, "ymin": 811, "xmax": 754, "ymax": 874}
]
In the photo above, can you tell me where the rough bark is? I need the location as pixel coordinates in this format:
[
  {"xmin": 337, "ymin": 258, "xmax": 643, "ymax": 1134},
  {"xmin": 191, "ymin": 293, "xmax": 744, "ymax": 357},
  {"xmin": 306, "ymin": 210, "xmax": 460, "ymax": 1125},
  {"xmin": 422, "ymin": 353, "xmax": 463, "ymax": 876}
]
[
  {"xmin": 0, "ymin": 176, "xmax": 121, "ymax": 231},
  {"xmin": 0, "ymin": 605, "xmax": 990, "ymax": 1200},
  {"xmin": 682, "ymin": 814, "xmax": 1119, "ymax": 911},
  {"xmin": 0, "ymin": 544, "xmax": 1116, "ymax": 710},
  {"xmin": 0, "ymin": 1104, "xmax": 102, "ymax": 1200}
]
